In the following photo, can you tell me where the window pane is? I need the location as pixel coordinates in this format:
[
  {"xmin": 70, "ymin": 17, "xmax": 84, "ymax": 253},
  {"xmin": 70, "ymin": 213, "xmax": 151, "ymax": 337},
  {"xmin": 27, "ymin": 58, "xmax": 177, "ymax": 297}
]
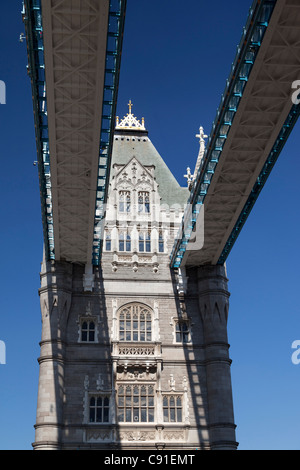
[
  {"xmin": 81, "ymin": 331, "xmax": 87, "ymax": 342},
  {"xmin": 126, "ymin": 235, "xmax": 131, "ymax": 251},
  {"xmin": 139, "ymin": 234, "xmax": 144, "ymax": 252},
  {"xmin": 96, "ymin": 407, "xmax": 102, "ymax": 422},
  {"xmin": 177, "ymin": 408, "xmax": 182, "ymax": 422},
  {"xmin": 89, "ymin": 331, "xmax": 95, "ymax": 342},
  {"xmin": 104, "ymin": 397, "xmax": 109, "ymax": 407},
  {"xmin": 133, "ymin": 394, "xmax": 139, "ymax": 405},
  {"xmin": 148, "ymin": 408, "xmax": 154, "ymax": 422},
  {"xmin": 103, "ymin": 407, "xmax": 109, "ymax": 422},
  {"xmin": 90, "ymin": 397, "xmax": 95, "ymax": 407},
  {"xmin": 106, "ymin": 236, "xmax": 111, "ymax": 251},
  {"xmin": 148, "ymin": 396, "xmax": 154, "ymax": 407},
  {"xmin": 141, "ymin": 409, "xmax": 147, "ymax": 422},
  {"xmin": 163, "ymin": 408, "xmax": 168, "ymax": 422},
  {"xmin": 126, "ymin": 195, "xmax": 131, "ymax": 213},
  {"xmin": 182, "ymin": 322, "xmax": 188, "ymax": 331},
  {"xmin": 126, "ymin": 409, "xmax": 131, "ymax": 422},
  {"xmin": 89, "ymin": 408, "xmax": 95, "ymax": 422}
]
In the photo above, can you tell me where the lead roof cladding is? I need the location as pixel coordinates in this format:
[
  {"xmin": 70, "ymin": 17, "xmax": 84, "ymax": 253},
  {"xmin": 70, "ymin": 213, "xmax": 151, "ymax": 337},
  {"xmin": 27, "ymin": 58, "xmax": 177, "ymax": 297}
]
[{"xmin": 111, "ymin": 128, "xmax": 189, "ymax": 208}]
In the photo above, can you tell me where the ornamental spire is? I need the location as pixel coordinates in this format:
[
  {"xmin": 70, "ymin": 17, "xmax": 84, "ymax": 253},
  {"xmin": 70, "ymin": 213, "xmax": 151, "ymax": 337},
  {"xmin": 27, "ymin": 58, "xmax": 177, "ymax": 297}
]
[
  {"xmin": 184, "ymin": 125, "xmax": 208, "ymax": 190},
  {"xmin": 115, "ymin": 100, "xmax": 146, "ymax": 131}
]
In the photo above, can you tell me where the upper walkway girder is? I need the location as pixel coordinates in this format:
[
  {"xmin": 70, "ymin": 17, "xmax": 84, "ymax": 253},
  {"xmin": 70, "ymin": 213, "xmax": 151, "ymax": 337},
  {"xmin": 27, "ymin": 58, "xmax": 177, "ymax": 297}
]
[
  {"xmin": 171, "ymin": 0, "xmax": 300, "ymax": 268},
  {"xmin": 24, "ymin": 0, "xmax": 126, "ymax": 265}
]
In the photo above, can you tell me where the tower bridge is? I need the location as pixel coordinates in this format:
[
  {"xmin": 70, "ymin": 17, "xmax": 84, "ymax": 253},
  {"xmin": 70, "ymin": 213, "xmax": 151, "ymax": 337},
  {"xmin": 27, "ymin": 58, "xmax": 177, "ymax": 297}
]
[
  {"xmin": 24, "ymin": 0, "xmax": 300, "ymax": 273},
  {"xmin": 22, "ymin": 0, "xmax": 300, "ymax": 451},
  {"xmin": 171, "ymin": 0, "xmax": 300, "ymax": 268}
]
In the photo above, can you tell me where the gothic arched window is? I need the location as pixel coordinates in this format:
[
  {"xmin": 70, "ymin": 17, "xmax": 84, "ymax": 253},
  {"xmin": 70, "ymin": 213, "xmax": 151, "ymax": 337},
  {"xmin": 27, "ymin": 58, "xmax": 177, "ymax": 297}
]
[
  {"xmin": 139, "ymin": 231, "xmax": 151, "ymax": 253},
  {"xmin": 138, "ymin": 191, "xmax": 150, "ymax": 213},
  {"xmin": 105, "ymin": 232, "xmax": 111, "ymax": 251},
  {"xmin": 158, "ymin": 231, "xmax": 164, "ymax": 253},
  {"xmin": 119, "ymin": 231, "xmax": 131, "ymax": 252},
  {"xmin": 119, "ymin": 304, "xmax": 152, "ymax": 342},
  {"xmin": 163, "ymin": 395, "xmax": 183, "ymax": 422},
  {"xmin": 119, "ymin": 191, "xmax": 131, "ymax": 213}
]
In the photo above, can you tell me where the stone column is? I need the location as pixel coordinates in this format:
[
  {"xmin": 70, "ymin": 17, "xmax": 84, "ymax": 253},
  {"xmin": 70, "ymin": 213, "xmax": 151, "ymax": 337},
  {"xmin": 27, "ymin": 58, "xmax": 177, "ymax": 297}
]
[
  {"xmin": 197, "ymin": 265, "xmax": 238, "ymax": 450},
  {"xmin": 33, "ymin": 258, "xmax": 72, "ymax": 450}
]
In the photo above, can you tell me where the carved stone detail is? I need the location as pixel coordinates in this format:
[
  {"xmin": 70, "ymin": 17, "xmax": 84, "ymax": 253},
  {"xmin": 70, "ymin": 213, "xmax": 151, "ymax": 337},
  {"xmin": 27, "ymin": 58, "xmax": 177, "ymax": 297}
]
[{"xmin": 119, "ymin": 431, "xmax": 155, "ymax": 441}]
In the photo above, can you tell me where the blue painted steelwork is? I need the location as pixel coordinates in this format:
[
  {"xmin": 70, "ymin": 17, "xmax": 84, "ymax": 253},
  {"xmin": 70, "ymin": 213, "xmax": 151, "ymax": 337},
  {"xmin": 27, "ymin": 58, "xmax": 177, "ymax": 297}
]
[
  {"xmin": 23, "ymin": 0, "xmax": 126, "ymax": 264},
  {"xmin": 23, "ymin": 0, "xmax": 54, "ymax": 260},
  {"xmin": 92, "ymin": 0, "xmax": 127, "ymax": 266},
  {"xmin": 170, "ymin": 0, "xmax": 278, "ymax": 269}
]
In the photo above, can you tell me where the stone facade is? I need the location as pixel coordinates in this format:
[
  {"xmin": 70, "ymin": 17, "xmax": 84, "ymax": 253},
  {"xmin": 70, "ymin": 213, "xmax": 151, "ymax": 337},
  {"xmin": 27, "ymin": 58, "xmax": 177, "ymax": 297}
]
[{"xmin": 33, "ymin": 111, "xmax": 238, "ymax": 450}]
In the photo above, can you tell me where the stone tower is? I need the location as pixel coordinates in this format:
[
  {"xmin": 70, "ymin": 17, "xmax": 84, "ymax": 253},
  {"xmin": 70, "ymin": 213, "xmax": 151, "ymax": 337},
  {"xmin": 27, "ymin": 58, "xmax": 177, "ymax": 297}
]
[{"xmin": 33, "ymin": 103, "xmax": 238, "ymax": 450}]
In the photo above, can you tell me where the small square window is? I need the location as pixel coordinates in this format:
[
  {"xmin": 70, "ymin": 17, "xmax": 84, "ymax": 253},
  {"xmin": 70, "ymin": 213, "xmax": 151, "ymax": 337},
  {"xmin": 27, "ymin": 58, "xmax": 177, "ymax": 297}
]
[
  {"xmin": 81, "ymin": 320, "xmax": 96, "ymax": 342},
  {"xmin": 175, "ymin": 321, "xmax": 190, "ymax": 343}
]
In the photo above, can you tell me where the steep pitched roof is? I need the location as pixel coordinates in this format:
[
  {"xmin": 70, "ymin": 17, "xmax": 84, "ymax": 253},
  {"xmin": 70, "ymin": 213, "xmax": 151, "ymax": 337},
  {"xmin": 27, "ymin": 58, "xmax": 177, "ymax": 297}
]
[{"xmin": 111, "ymin": 103, "xmax": 189, "ymax": 207}]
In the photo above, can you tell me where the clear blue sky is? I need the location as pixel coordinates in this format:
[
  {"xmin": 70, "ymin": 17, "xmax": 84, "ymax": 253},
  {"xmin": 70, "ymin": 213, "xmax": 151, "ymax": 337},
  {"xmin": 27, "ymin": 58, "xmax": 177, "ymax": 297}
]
[{"xmin": 0, "ymin": 0, "xmax": 299, "ymax": 450}]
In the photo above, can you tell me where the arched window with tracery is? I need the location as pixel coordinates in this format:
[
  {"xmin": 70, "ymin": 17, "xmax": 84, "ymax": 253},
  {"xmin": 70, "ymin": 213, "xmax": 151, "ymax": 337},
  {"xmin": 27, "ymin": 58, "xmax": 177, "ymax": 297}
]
[
  {"xmin": 119, "ymin": 190, "xmax": 131, "ymax": 213},
  {"xmin": 138, "ymin": 191, "xmax": 150, "ymax": 213},
  {"xmin": 119, "ymin": 303, "xmax": 152, "ymax": 342}
]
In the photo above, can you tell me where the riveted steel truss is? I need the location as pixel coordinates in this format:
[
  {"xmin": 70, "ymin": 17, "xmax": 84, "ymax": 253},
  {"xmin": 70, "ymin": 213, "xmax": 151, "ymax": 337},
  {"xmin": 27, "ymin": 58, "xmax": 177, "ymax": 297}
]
[
  {"xmin": 24, "ymin": 0, "xmax": 126, "ymax": 264},
  {"xmin": 171, "ymin": 0, "xmax": 300, "ymax": 268}
]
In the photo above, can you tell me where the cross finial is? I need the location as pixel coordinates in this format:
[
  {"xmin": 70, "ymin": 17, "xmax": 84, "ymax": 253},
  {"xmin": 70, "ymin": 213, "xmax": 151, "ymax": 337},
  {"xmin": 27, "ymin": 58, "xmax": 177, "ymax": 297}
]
[
  {"xmin": 128, "ymin": 100, "xmax": 133, "ymax": 114},
  {"xmin": 196, "ymin": 126, "xmax": 208, "ymax": 142}
]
